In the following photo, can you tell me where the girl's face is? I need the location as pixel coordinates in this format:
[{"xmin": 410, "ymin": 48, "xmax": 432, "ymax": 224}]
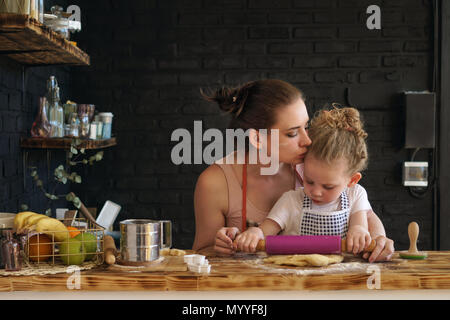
[
  {"xmin": 269, "ymin": 98, "xmax": 312, "ymax": 165},
  {"xmin": 303, "ymin": 153, "xmax": 361, "ymax": 205}
]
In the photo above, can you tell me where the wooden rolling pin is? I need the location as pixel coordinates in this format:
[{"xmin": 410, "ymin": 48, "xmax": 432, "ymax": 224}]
[
  {"xmin": 104, "ymin": 235, "xmax": 117, "ymax": 265},
  {"xmin": 252, "ymin": 235, "xmax": 377, "ymax": 254}
]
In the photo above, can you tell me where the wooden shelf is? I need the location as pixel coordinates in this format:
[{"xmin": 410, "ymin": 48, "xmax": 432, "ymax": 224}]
[
  {"xmin": 20, "ymin": 137, "xmax": 116, "ymax": 149},
  {"xmin": 0, "ymin": 13, "xmax": 90, "ymax": 66}
]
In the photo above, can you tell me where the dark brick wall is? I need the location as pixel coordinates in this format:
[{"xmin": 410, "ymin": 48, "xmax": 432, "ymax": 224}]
[{"xmin": 72, "ymin": 0, "xmax": 435, "ymax": 250}]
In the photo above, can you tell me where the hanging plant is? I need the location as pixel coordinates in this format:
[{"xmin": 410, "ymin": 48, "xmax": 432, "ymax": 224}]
[{"xmin": 21, "ymin": 138, "xmax": 104, "ymax": 215}]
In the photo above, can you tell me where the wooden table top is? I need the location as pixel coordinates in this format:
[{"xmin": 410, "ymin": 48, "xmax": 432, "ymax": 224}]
[{"xmin": 2, "ymin": 249, "xmax": 450, "ymax": 292}]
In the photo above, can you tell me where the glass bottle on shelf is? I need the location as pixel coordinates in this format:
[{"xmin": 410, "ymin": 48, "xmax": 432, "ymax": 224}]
[
  {"xmin": 79, "ymin": 113, "xmax": 90, "ymax": 138},
  {"xmin": 31, "ymin": 97, "xmax": 51, "ymax": 138},
  {"xmin": 67, "ymin": 112, "xmax": 79, "ymax": 138},
  {"xmin": 48, "ymin": 87, "xmax": 64, "ymax": 138},
  {"xmin": 46, "ymin": 76, "xmax": 58, "ymax": 115}
]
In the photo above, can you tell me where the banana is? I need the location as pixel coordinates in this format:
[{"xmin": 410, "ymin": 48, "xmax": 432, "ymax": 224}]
[
  {"xmin": 35, "ymin": 217, "xmax": 69, "ymax": 242},
  {"xmin": 22, "ymin": 214, "xmax": 49, "ymax": 231},
  {"xmin": 14, "ymin": 211, "xmax": 39, "ymax": 232}
]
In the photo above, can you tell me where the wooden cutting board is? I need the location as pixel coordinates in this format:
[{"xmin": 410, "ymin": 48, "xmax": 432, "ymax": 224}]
[{"xmin": 107, "ymin": 256, "xmax": 188, "ymax": 272}]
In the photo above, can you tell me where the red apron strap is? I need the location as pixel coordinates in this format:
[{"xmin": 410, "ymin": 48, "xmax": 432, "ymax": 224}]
[{"xmin": 242, "ymin": 163, "xmax": 247, "ymax": 232}]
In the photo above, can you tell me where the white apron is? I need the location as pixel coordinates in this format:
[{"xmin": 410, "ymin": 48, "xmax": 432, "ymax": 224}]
[{"xmin": 299, "ymin": 191, "xmax": 350, "ymax": 238}]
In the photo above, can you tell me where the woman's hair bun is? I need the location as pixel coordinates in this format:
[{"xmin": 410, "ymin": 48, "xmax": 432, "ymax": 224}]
[{"xmin": 200, "ymin": 83, "xmax": 254, "ymax": 118}]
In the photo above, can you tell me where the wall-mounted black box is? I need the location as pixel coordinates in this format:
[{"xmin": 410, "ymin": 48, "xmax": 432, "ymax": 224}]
[{"xmin": 404, "ymin": 92, "xmax": 436, "ymax": 149}]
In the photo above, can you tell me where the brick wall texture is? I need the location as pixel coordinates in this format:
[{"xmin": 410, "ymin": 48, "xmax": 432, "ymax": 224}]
[{"xmin": 1, "ymin": 0, "xmax": 435, "ymax": 250}]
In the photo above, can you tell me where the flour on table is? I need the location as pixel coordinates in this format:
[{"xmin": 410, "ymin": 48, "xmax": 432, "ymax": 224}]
[{"xmin": 264, "ymin": 254, "xmax": 343, "ymax": 267}]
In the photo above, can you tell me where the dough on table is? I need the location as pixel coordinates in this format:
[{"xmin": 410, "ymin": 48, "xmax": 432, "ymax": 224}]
[
  {"xmin": 263, "ymin": 254, "xmax": 344, "ymax": 267},
  {"xmin": 160, "ymin": 248, "xmax": 186, "ymax": 256}
]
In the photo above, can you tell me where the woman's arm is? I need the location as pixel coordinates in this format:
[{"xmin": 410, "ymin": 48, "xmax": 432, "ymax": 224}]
[{"xmin": 192, "ymin": 165, "xmax": 229, "ymax": 252}]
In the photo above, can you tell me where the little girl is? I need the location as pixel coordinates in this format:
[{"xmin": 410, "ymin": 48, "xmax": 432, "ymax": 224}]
[{"xmin": 234, "ymin": 106, "xmax": 372, "ymax": 255}]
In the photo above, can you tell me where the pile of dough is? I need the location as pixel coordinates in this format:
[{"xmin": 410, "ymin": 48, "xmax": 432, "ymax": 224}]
[
  {"xmin": 160, "ymin": 248, "xmax": 186, "ymax": 256},
  {"xmin": 263, "ymin": 254, "xmax": 343, "ymax": 267}
]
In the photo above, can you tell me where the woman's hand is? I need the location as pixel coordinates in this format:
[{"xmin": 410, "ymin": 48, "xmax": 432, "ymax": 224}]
[
  {"xmin": 214, "ymin": 227, "xmax": 240, "ymax": 255},
  {"xmin": 346, "ymin": 225, "xmax": 372, "ymax": 255},
  {"xmin": 362, "ymin": 235, "xmax": 395, "ymax": 263},
  {"xmin": 233, "ymin": 227, "xmax": 265, "ymax": 253}
]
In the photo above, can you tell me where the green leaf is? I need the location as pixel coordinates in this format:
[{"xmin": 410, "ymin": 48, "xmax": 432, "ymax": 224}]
[
  {"xmin": 45, "ymin": 208, "xmax": 52, "ymax": 216},
  {"xmin": 20, "ymin": 204, "xmax": 29, "ymax": 211},
  {"xmin": 95, "ymin": 151, "xmax": 104, "ymax": 161},
  {"xmin": 73, "ymin": 197, "xmax": 81, "ymax": 208},
  {"xmin": 80, "ymin": 148, "xmax": 85, "ymax": 154},
  {"xmin": 31, "ymin": 170, "xmax": 37, "ymax": 177},
  {"xmin": 66, "ymin": 193, "xmax": 75, "ymax": 202},
  {"xmin": 82, "ymin": 159, "xmax": 88, "ymax": 164},
  {"xmin": 61, "ymin": 177, "xmax": 67, "ymax": 184},
  {"xmin": 75, "ymin": 175, "xmax": 82, "ymax": 184},
  {"xmin": 69, "ymin": 161, "xmax": 77, "ymax": 166},
  {"xmin": 70, "ymin": 146, "xmax": 78, "ymax": 154},
  {"xmin": 36, "ymin": 180, "xmax": 43, "ymax": 187}
]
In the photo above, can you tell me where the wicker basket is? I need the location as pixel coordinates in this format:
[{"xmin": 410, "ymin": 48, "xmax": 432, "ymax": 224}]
[{"xmin": 22, "ymin": 217, "xmax": 104, "ymax": 266}]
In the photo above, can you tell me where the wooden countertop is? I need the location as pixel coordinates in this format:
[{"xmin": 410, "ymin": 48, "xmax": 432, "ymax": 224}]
[{"xmin": 2, "ymin": 249, "xmax": 450, "ymax": 292}]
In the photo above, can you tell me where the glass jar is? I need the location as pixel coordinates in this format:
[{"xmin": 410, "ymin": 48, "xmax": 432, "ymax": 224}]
[
  {"xmin": 66, "ymin": 112, "xmax": 79, "ymax": 138},
  {"xmin": 79, "ymin": 114, "xmax": 90, "ymax": 138}
]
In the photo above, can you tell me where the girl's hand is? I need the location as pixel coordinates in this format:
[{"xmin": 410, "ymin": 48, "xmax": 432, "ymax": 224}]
[
  {"xmin": 233, "ymin": 227, "xmax": 264, "ymax": 253},
  {"xmin": 214, "ymin": 227, "xmax": 240, "ymax": 255},
  {"xmin": 362, "ymin": 235, "xmax": 395, "ymax": 263},
  {"xmin": 346, "ymin": 225, "xmax": 372, "ymax": 255}
]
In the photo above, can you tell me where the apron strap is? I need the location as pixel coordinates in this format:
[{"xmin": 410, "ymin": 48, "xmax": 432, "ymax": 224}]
[{"xmin": 242, "ymin": 163, "xmax": 247, "ymax": 232}]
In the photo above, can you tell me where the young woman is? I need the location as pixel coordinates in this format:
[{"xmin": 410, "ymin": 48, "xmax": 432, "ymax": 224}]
[{"xmin": 193, "ymin": 79, "xmax": 394, "ymax": 262}]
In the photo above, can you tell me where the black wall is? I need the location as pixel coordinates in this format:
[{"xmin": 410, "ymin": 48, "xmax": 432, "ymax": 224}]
[
  {"xmin": 0, "ymin": 58, "xmax": 72, "ymax": 214},
  {"xmin": 1, "ymin": 0, "xmax": 437, "ymax": 250}
]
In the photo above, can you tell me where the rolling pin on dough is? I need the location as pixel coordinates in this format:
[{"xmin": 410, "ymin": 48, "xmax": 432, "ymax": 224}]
[
  {"xmin": 254, "ymin": 235, "xmax": 377, "ymax": 255},
  {"xmin": 104, "ymin": 235, "xmax": 117, "ymax": 265}
]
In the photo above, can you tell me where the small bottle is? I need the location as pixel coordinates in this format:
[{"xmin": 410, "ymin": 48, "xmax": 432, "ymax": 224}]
[
  {"xmin": 67, "ymin": 112, "xmax": 79, "ymax": 137},
  {"xmin": 79, "ymin": 114, "xmax": 90, "ymax": 138},
  {"xmin": 1, "ymin": 230, "xmax": 21, "ymax": 271},
  {"xmin": 49, "ymin": 87, "xmax": 64, "ymax": 138}
]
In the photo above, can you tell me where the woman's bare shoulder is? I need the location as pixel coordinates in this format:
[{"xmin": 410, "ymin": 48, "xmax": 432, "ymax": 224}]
[{"xmin": 196, "ymin": 164, "xmax": 228, "ymax": 190}]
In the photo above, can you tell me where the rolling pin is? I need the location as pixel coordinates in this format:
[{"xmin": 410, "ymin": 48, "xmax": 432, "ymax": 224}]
[
  {"xmin": 253, "ymin": 235, "xmax": 377, "ymax": 255},
  {"xmin": 104, "ymin": 235, "xmax": 117, "ymax": 265}
]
